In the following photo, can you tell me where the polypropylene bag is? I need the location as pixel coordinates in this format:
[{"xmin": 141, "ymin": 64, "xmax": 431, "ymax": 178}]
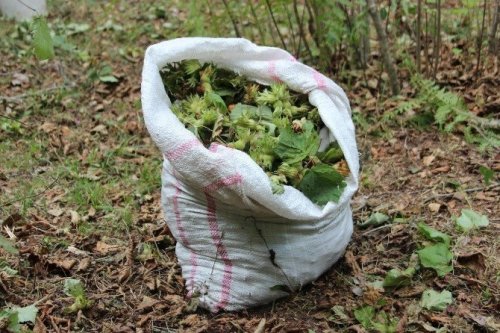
[{"xmin": 141, "ymin": 37, "xmax": 359, "ymax": 312}]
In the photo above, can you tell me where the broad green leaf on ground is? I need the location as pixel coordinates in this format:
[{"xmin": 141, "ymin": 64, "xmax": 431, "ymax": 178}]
[
  {"xmin": 383, "ymin": 254, "xmax": 419, "ymax": 288},
  {"xmin": 354, "ymin": 305, "xmax": 375, "ymax": 329},
  {"xmin": 275, "ymin": 125, "xmax": 320, "ymax": 164},
  {"xmin": 0, "ymin": 235, "xmax": 18, "ymax": 255},
  {"xmin": 455, "ymin": 209, "xmax": 489, "ymax": 232},
  {"xmin": 0, "ymin": 261, "xmax": 18, "ymax": 276},
  {"xmin": 421, "ymin": 289, "xmax": 453, "ymax": 311},
  {"xmin": 298, "ymin": 163, "xmax": 346, "ymax": 205},
  {"xmin": 371, "ymin": 311, "xmax": 398, "ymax": 333},
  {"xmin": 329, "ymin": 305, "xmax": 349, "ymax": 322},
  {"xmin": 418, "ymin": 243, "xmax": 453, "ymax": 277},
  {"xmin": 32, "ymin": 16, "xmax": 54, "ymax": 60},
  {"xmin": 14, "ymin": 304, "xmax": 38, "ymax": 324},
  {"xmin": 359, "ymin": 212, "xmax": 390, "ymax": 228},
  {"xmin": 0, "ymin": 304, "xmax": 38, "ymax": 333},
  {"xmin": 354, "ymin": 306, "xmax": 397, "ymax": 333},
  {"xmin": 418, "ymin": 223, "xmax": 451, "ymax": 245},
  {"xmin": 478, "ymin": 166, "xmax": 494, "ymax": 185},
  {"xmin": 64, "ymin": 278, "xmax": 85, "ymax": 297}
]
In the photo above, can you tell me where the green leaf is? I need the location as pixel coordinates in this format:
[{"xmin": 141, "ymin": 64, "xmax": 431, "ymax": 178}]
[
  {"xmin": 418, "ymin": 223, "xmax": 451, "ymax": 245},
  {"xmin": 418, "ymin": 243, "xmax": 453, "ymax": 277},
  {"xmin": 298, "ymin": 164, "xmax": 346, "ymax": 205},
  {"xmin": 329, "ymin": 305, "xmax": 349, "ymax": 322},
  {"xmin": 99, "ymin": 75, "xmax": 119, "ymax": 83},
  {"xmin": 455, "ymin": 209, "xmax": 489, "ymax": 232},
  {"xmin": 383, "ymin": 253, "xmax": 418, "ymax": 289},
  {"xmin": 230, "ymin": 104, "xmax": 272, "ymax": 122},
  {"xmin": 32, "ymin": 16, "xmax": 54, "ymax": 60},
  {"xmin": 0, "ymin": 235, "xmax": 18, "ymax": 255},
  {"xmin": 64, "ymin": 278, "xmax": 85, "ymax": 298},
  {"xmin": 354, "ymin": 305, "xmax": 375, "ymax": 329},
  {"xmin": 275, "ymin": 125, "xmax": 320, "ymax": 164},
  {"xmin": 359, "ymin": 212, "xmax": 390, "ymax": 228},
  {"xmin": 478, "ymin": 166, "xmax": 494, "ymax": 185},
  {"xmin": 372, "ymin": 311, "xmax": 398, "ymax": 333},
  {"xmin": 420, "ymin": 289, "xmax": 453, "ymax": 311},
  {"xmin": 205, "ymin": 91, "xmax": 228, "ymax": 112},
  {"xmin": 383, "ymin": 268, "xmax": 413, "ymax": 289},
  {"xmin": 15, "ymin": 304, "xmax": 38, "ymax": 324}
]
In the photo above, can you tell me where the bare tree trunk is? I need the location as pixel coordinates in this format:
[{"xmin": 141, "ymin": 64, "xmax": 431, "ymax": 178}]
[
  {"xmin": 489, "ymin": 0, "xmax": 500, "ymax": 54},
  {"xmin": 432, "ymin": 0, "xmax": 441, "ymax": 79},
  {"xmin": 416, "ymin": 0, "xmax": 422, "ymax": 73},
  {"xmin": 366, "ymin": 0, "xmax": 400, "ymax": 96}
]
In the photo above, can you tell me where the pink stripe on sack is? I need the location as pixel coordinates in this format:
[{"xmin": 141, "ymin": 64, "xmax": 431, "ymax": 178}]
[
  {"xmin": 166, "ymin": 139, "xmax": 202, "ymax": 161},
  {"xmin": 208, "ymin": 143, "xmax": 220, "ymax": 153},
  {"xmin": 203, "ymin": 174, "xmax": 242, "ymax": 310},
  {"xmin": 172, "ymin": 173, "xmax": 198, "ymax": 295},
  {"xmin": 267, "ymin": 61, "xmax": 281, "ymax": 82},
  {"xmin": 313, "ymin": 70, "xmax": 326, "ymax": 89},
  {"xmin": 204, "ymin": 174, "xmax": 242, "ymax": 192}
]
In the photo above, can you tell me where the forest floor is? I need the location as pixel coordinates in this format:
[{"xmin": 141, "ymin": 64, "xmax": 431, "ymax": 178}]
[{"xmin": 0, "ymin": 1, "xmax": 498, "ymax": 332}]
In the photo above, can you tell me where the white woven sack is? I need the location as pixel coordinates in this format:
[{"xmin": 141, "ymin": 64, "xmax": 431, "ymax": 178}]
[{"xmin": 141, "ymin": 37, "xmax": 359, "ymax": 312}]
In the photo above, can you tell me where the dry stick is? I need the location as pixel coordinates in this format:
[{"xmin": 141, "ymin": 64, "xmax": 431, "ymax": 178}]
[
  {"xmin": 293, "ymin": 0, "xmax": 313, "ymax": 60},
  {"xmin": 265, "ymin": 0, "xmax": 288, "ymax": 51},
  {"xmin": 366, "ymin": 0, "xmax": 400, "ymax": 96},
  {"xmin": 489, "ymin": 0, "xmax": 500, "ymax": 54},
  {"xmin": 476, "ymin": 0, "xmax": 488, "ymax": 75},
  {"xmin": 304, "ymin": 0, "xmax": 318, "ymax": 47},
  {"xmin": 0, "ymin": 176, "xmax": 60, "ymax": 208},
  {"xmin": 416, "ymin": 0, "xmax": 422, "ymax": 73},
  {"xmin": 221, "ymin": 0, "xmax": 241, "ymax": 38},
  {"xmin": 248, "ymin": 0, "xmax": 266, "ymax": 44},
  {"xmin": 432, "ymin": 0, "xmax": 441, "ymax": 79}
]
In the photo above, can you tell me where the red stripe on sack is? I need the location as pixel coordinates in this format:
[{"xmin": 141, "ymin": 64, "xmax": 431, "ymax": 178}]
[
  {"xmin": 203, "ymin": 174, "xmax": 242, "ymax": 310},
  {"xmin": 166, "ymin": 139, "xmax": 202, "ymax": 161},
  {"xmin": 172, "ymin": 173, "xmax": 198, "ymax": 295},
  {"xmin": 267, "ymin": 61, "xmax": 282, "ymax": 82},
  {"xmin": 313, "ymin": 70, "xmax": 326, "ymax": 89}
]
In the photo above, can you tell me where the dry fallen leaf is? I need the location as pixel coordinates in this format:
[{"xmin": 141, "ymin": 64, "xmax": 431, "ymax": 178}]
[
  {"xmin": 423, "ymin": 155, "xmax": 436, "ymax": 166},
  {"xmin": 428, "ymin": 203, "xmax": 441, "ymax": 213},
  {"xmin": 137, "ymin": 295, "xmax": 160, "ymax": 311}
]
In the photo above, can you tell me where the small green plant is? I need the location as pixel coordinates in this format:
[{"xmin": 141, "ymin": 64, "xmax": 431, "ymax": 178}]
[{"xmin": 63, "ymin": 279, "xmax": 92, "ymax": 313}]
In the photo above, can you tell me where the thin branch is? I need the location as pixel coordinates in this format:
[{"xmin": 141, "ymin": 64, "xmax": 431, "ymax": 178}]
[
  {"xmin": 366, "ymin": 0, "xmax": 400, "ymax": 95},
  {"xmin": 265, "ymin": 0, "xmax": 287, "ymax": 50},
  {"xmin": 416, "ymin": 0, "xmax": 422, "ymax": 73},
  {"xmin": 248, "ymin": 0, "xmax": 266, "ymax": 44},
  {"xmin": 432, "ymin": 0, "xmax": 441, "ymax": 79},
  {"xmin": 221, "ymin": 0, "xmax": 241, "ymax": 38},
  {"xmin": 293, "ymin": 0, "xmax": 313, "ymax": 60},
  {"xmin": 0, "ymin": 176, "xmax": 60, "ymax": 208},
  {"xmin": 16, "ymin": 0, "xmax": 37, "ymax": 12},
  {"xmin": 475, "ymin": 0, "xmax": 488, "ymax": 74},
  {"xmin": 283, "ymin": 3, "xmax": 297, "ymax": 55}
]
